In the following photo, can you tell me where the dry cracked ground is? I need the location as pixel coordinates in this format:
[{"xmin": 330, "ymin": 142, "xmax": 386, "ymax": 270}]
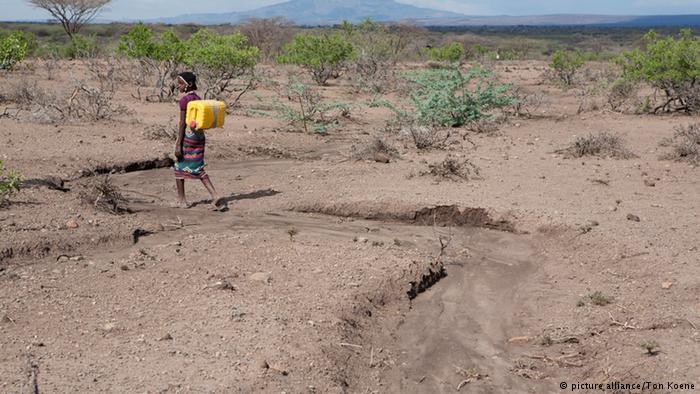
[{"xmin": 1, "ymin": 60, "xmax": 699, "ymax": 393}]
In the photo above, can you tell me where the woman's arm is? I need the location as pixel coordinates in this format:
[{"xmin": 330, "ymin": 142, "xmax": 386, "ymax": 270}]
[{"xmin": 175, "ymin": 109, "xmax": 186, "ymax": 161}]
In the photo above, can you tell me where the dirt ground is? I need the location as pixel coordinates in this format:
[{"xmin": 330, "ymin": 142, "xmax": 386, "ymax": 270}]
[{"xmin": 1, "ymin": 60, "xmax": 699, "ymax": 393}]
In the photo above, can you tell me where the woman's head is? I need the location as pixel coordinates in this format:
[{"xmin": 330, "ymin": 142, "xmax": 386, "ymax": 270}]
[{"xmin": 176, "ymin": 71, "xmax": 197, "ymax": 92}]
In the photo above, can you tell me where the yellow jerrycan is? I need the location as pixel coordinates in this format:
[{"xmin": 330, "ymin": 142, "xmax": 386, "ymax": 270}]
[{"xmin": 186, "ymin": 100, "xmax": 226, "ymax": 130}]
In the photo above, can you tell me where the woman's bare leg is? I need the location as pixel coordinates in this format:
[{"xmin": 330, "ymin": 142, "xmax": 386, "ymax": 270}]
[
  {"xmin": 175, "ymin": 179, "xmax": 189, "ymax": 207},
  {"xmin": 201, "ymin": 177, "xmax": 223, "ymax": 209}
]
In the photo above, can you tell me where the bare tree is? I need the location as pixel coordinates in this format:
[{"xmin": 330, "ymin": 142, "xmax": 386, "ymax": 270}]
[
  {"xmin": 27, "ymin": 0, "xmax": 111, "ymax": 39},
  {"xmin": 238, "ymin": 17, "xmax": 295, "ymax": 62}
]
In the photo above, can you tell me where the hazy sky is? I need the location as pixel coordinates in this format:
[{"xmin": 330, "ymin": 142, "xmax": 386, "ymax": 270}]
[{"xmin": 3, "ymin": 0, "xmax": 700, "ymax": 20}]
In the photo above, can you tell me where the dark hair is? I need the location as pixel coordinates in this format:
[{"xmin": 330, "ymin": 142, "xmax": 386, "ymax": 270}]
[{"xmin": 178, "ymin": 71, "xmax": 197, "ymax": 91}]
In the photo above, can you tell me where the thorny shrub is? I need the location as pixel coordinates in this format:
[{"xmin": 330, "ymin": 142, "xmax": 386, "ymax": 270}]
[
  {"xmin": 4, "ymin": 80, "xmax": 126, "ymax": 123},
  {"xmin": 404, "ymin": 67, "xmax": 514, "ymax": 128},
  {"xmin": 239, "ymin": 17, "xmax": 294, "ymax": 62},
  {"xmin": 340, "ymin": 20, "xmax": 408, "ymax": 93},
  {"xmin": 557, "ymin": 132, "xmax": 636, "ymax": 159},
  {"xmin": 256, "ymin": 76, "xmax": 350, "ymax": 134},
  {"xmin": 373, "ymin": 67, "xmax": 513, "ymax": 148},
  {"xmin": 549, "ymin": 49, "xmax": 586, "ymax": 86},
  {"xmin": 660, "ymin": 123, "xmax": 700, "ymax": 164},
  {"xmin": 421, "ymin": 155, "xmax": 480, "ymax": 182},
  {"xmin": 350, "ymin": 137, "xmax": 399, "ymax": 161},
  {"xmin": 79, "ymin": 175, "xmax": 129, "ymax": 214},
  {"xmin": 144, "ymin": 117, "xmax": 178, "ymax": 141},
  {"xmin": 0, "ymin": 160, "xmax": 21, "ymax": 206}
]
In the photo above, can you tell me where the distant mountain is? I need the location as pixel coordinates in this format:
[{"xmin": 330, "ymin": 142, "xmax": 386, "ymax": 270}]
[
  {"xmin": 414, "ymin": 14, "xmax": 700, "ymax": 27},
  {"xmin": 146, "ymin": 0, "xmax": 700, "ymax": 27},
  {"xmin": 150, "ymin": 0, "xmax": 467, "ymax": 25}
]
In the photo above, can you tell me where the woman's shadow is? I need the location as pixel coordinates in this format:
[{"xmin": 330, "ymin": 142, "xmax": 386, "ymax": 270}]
[{"xmin": 191, "ymin": 188, "xmax": 280, "ymax": 211}]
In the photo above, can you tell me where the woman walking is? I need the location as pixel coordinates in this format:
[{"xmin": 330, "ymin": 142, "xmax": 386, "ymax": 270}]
[{"xmin": 173, "ymin": 71, "xmax": 224, "ymax": 210}]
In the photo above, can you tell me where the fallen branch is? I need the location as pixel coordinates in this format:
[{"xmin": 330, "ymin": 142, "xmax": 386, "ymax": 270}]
[
  {"xmin": 608, "ymin": 312, "xmax": 638, "ymax": 330},
  {"xmin": 339, "ymin": 342, "xmax": 363, "ymax": 349},
  {"xmin": 526, "ymin": 352, "xmax": 583, "ymax": 368}
]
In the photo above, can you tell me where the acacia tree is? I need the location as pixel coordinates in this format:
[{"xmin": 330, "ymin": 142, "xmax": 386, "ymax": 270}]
[
  {"xmin": 278, "ymin": 33, "xmax": 355, "ymax": 85},
  {"xmin": 185, "ymin": 29, "xmax": 259, "ymax": 101},
  {"xmin": 27, "ymin": 0, "xmax": 111, "ymax": 39},
  {"xmin": 118, "ymin": 23, "xmax": 186, "ymax": 101},
  {"xmin": 620, "ymin": 29, "xmax": 700, "ymax": 113}
]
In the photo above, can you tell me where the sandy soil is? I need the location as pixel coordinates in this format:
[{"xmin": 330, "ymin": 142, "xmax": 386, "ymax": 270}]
[{"xmin": 1, "ymin": 60, "xmax": 699, "ymax": 393}]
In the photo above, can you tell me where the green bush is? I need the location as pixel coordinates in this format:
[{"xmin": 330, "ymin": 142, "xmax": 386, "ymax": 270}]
[
  {"xmin": 184, "ymin": 29, "xmax": 259, "ymax": 99},
  {"xmin": 1, "ymin": 30, "xmax": 38, "ymax": 56},
  {"xmin": 278, "ymin": 33, "xmax": 355, "ymax": 85},
  {"xmin": 550, "ymin": 49, "xmax": 586, "ymax": 85},
  {"xmin": 0, "ymin": 31, "xmax": 28, "ymax": 70},
  {"xmin": 619, "ymin": 29, "xmax": 700, "ymax": 113},
  {"xmin": 472, "ymin": 44, "xmax": 491, "ymax": 61},
  {"xmin": 119, "ymin": 24, "xmax": 186, "ymax": 100},
  {"xmin": 64, "ymin": 34, "xmax": 98, "ymax": 59},
  {"xmin": 427, "ymin": 42, "xmax": 464, "ymax": 63},
  {"xmin": 0, "ymin": 160, "xmax": 21, "ymax": 206},
  {"xmin": 405, "ymin": 68, "xmax": 514, "ymax": 127}
]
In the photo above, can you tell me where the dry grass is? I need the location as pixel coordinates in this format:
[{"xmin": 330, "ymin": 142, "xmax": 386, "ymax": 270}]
[
  {"xmin": 4, "ymin": 80, "xmax": 126, "ymax": 123},
  {"xmin": 660, "ymin": 123, "xmax": 700, "ymax": 165},
  {"xmin": 144, "ymin": 118, "xmax": 178, "ymax": 141},
  {"xmin": 588, "ymin": 291, "xmax": 613, "ymax": 306},
  {"xmin": 350, "ymin": 137, "xmax": 399, "ymax": 162},
  {"xmin": 399, "ymin": 125, "xmax": 452, "ymax": 150},
  {"xmin": 557, "ymin": 132, "xmax": 635, "ymax": 159},
  {"xmin": 421, "ymin": 155, "xmax": 480, "ymax": 182},
  {"xmin": 79, "ymin": 175, "xmax": 129, "ymax": 214}
]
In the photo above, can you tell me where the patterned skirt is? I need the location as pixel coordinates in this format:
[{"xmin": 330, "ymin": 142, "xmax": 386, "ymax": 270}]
[{"xmin": 174, "ymin": 130, "xmax": 209, "ymax": 180}]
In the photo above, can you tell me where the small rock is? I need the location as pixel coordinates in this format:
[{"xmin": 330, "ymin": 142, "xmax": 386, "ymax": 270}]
[
  {"xmin": 159, "ymin": 333, "xmax": 173, "ymax": 341},
  {"xmin": 207, "ymin": 279, "xmax": 235, "ymax": 291},
  {"xmin": 249, "ymin": 272, "xmax": 271, "ymax": 285},
  {"xmin": 231, "ymin": 307, "xmax": 246, "ymax": 319},
  {"xmin": 102, "ymin": 322, "xmax": 117, "ymax": 332},
  {"xmin": 66, "ymin": 219, "xmax": 79, "ymax": 229},
  {"xmin": 1, "ymin": 313, "xmax": 13, "ymax": 324},
  {"xmin": 644, "ymin": 179, "xmax": 656, "ymax": 187},
  {"xmin": 69, "ymin": 256, "xmax": 84, "ymax": 261},
  {"xmin": 259, "ymin": 359, "xmax": 270, "ymax": 369},
  {"xmin": 661, "ymin": 281, "xmax": 673, "ymax": 290},
  {"xmin": 358, "ymin": 237, "xmax": 368, "ymax": 243},
  {"xmin": 508, "ymin": 336, "xmax": 530, "ymax": 344},
  {"xmin": 373, "ymin": 153, "xmax": 391, "ymax": 163},
  {"xmin": 626, "ymin": 214, "xmax": 641, "ymax": 222}
]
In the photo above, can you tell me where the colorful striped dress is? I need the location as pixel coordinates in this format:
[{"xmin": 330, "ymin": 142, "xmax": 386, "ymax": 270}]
[{"xmin": 174, "ymin": 92, "xmax": 209, "ymax": 180}]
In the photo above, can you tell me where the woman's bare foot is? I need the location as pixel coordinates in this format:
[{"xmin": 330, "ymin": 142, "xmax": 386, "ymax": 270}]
[
  {"xmin": 170, "ymin": 200, "xmax": 191, "ymax": 209},
  {"xmin": 211, "ymin": 197, "xmax": 226, "ymax": 211}
]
